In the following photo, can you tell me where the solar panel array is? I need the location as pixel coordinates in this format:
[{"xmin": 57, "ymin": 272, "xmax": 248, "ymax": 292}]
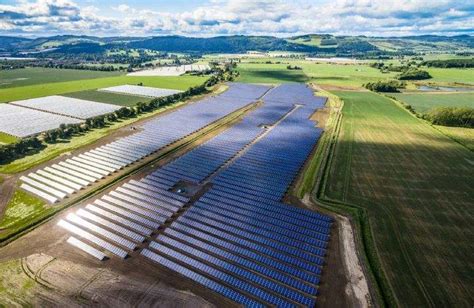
[
  {"xmin": 141, "ymin": 84, "xmax": 332, "ymax": 306},
  {"xmin": 53, "ymin": 83, "xmax": 331, "ymax": 306},
  {"xmin": 11, "ymin": 96, "xmax": 121, "ymax": 119},
  {"xmin": 98, "ymin": 85, "xmax": 183, "ymax": 98},
  {"xmin": 0, "ymin": 104, "xmax": 82, "ymax": 138},
  {"xmin": 59, "ymin": 176, "xmax": 190, "ymax": 259},
  {"xmin": 21, "ymin": 83, "xmax": 270, "ymax": 204}
]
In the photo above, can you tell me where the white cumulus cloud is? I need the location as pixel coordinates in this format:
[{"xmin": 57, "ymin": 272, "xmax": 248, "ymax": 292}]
[{"xmin": 0, "ymin": 0, "xmax": 473, "ymax": 36}]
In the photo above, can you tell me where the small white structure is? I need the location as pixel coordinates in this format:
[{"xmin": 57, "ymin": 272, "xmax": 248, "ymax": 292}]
[
  {"xmin": 127, "ymin": 64, "xmax": 211, "ymax": 77},
  {"xmin": 99, "ymin": 85, "xmax": 183, "ymax": 98}
]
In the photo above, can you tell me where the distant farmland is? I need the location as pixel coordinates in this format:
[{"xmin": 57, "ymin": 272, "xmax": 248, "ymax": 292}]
[
  {"xmin": 0, "ymin": 75, "xmax": 207, "ymax": 103},
  {"xmin": 0, "ymin": 67, "xmax": 122, "ymax": 88},
  {"xmin": 237, "ymin": 63, "xmax": 308, "ymax": 84},
  {"xmin": 323, "ymin": 91, "xmax": 474, "ymax": 306},
  {"xmin": 64, "ymin": 90, "xmax": 150, "ymax": 107},
  {"xmin": 391, "ymin": 92, "xmax": 474, "ymax": 113}
]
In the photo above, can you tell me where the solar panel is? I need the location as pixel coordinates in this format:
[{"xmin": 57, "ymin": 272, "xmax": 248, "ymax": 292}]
[
  {"xmin": 140, "ymin": 249, "xmax": 262, "ymax": 307},
  {"xmin": 66, "ymin": 213, "xmax": 136, "ymax": 250},
  {"xmin": 94, "ymin": 199, "xmax": 160, "ymax": 229},
  {"xmin": 85, "ymin": 204, "xmax": 153, "ymax": 236},
  {"xmin": 44, "ymin": 167, "xmax": 90, "ymax": 187},
  {"xmin": 149, "ymin": 243, "xmax": 293, "ymax": 306},
  {"xmin": 76, "ymin": 209, "xmax": 145, "ymax": 243},
  {"xmin": 27, "ymin": 173, "xmax": 75, "ymax": 195},
  {"xmin": 20, "ymin": 176, "xmax": 66, "ymax": 199},
  {"xmin": 66, "ymin": 236, "xmax": 107, "ymax": 261},
  {"xmin": 78, "ymin": 154, "xmax": 121, "ymax": 171},
  {"xmin": 163, "ymin": 228, "xmax": 316, "ymax": 294},
  {"xmin": 61, "ymin": 160, "xmax": 106, "ymax": 178},
  {"xmin": 108, "ymin": 191, "xmax": 175, "ymax": 217},
  {"xmin": 156, "ymin": 235, "xmax": 316, "ymax": 304},
  {"xmin": 53, "ymin": 164, "xmax": 99, "ymax": 183},
  {"xmin": 37, "ymin": 170, "xmax": 83, "ymax": 191},
  {"xmin": 102, "ymin": 195, "xmax": 169, "ymax": 223},
  {"xmin": 20, "ymin": 183, "xmax": 58, "ymax": 203},
  {"xmin": 71, "ymin": 157, "xmax": 114, "ymax": 174},
  {"xmin": 57, "ymin": 219, "xmax": 127, "ymax": 258}
]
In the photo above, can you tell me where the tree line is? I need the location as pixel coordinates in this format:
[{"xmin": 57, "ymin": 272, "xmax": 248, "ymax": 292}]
[
  {"xmin": 422, "ymin": 58, "xmax": 474, "ymax": 68},
  {"xmin": 0, "ymin": 69, "xmax": 232, "ymax": 164}
]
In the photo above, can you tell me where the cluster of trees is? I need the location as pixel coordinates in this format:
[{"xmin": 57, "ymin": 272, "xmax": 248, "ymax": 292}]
[
  {"xmin": 370, "ymin": 62, "xmax": 432, "ymax": 80},
  {"xmin": 422, "ymin": 58, "xmax": 474, "ymax": 68},
  {"xmin": 364, "ymin": 80, "xmax": 406, "ymax": 92},
  {"xmin": 0, "ymin": 69, "xmax": 231, "ymax": 164},
  {"xmin": 397, "ymin": 69, "xmax": 432, "ymax": 80},
  {"xmin": 286, "ymin": 65, "xmax": 302, "ymax": 70},
  {"xmin": 423, "ymin": 107, "xmax": 473, "ymax": 128},
  {"xmin": 0, "ymin": 137, "xmax": 44, "ymax": 164}
]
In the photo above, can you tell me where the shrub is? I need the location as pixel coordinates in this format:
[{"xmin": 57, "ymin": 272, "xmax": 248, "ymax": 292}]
[
  {"xmin": 398, "ymin": 69, "xmax": 432, "ymax": 80},
  {"xmin": 364, "ymin": 80, "xmax": 406, "ymax": 92},
  {"xmin": 423, "ymin": 107, "xmax": 473, "ymax": 128}
]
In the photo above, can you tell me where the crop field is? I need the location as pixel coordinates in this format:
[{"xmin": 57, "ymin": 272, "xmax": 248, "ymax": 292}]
[
  {"xmin": 0, "ymin": 68, "xmax": 122, "ymax": 88},
  {"xmin": 300, "ymin": 63, "xmax": 398, "ymax": 88},
  {"xmin": 64, "ymin": 90, "xmax": 149, "ymax": 107},
  {"xmin": 237, "ymin": 63, "xmax": 308, "ymax": 84},
  {"xmin": 324, "ymin": 91, "xmax": 474, "ymax": 306},
  {"xmin": 0, "ymin": 75, "xmax": 207, "ymax": 103},
  {"xmin": 390, "ymin": 92, "xmax": 474, "ymax": 113},
  {"xmin": 425, "ymin": 68, "xmax": 474, "ymax": 84},
  {"xmin": 435, "ymin": 125, "xmax": 474, "ymax": 151}
]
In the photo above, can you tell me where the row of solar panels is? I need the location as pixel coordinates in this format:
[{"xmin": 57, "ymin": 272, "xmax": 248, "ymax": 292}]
[
  {"xmin": 58, "ymin": 84, "xmax": 332, "ymax": 306},
  {"xmin": 58, "ymin": 177, "xmax": 189, "ymax": 259},
  {"xmin": 141, "ymin": 85, "xmax": 333, "ymax": 306},
  {"xmin": 21, "ymin": 83, "xmax": 271, "ymax": 203}
]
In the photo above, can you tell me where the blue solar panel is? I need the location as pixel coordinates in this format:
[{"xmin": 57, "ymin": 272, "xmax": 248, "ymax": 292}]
[
  {"xmin": 149, "ymin": 243, "xmax": 294, "ymax": 306},
  {"xmin": 162, "ymin": 228, "xmax": 317, "ymax": 295},
  {"xmin": 141, "ymin": 249, "xmax": 263, "ymax": 307}
]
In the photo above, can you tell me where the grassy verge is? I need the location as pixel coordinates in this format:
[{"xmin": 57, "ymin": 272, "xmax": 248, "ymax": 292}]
[{"xmin": 0, "ymin": 189, "xmax": 52, "ymax": 235}]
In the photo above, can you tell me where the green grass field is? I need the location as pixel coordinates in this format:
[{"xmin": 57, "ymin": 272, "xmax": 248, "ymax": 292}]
[
  {"xmin": 0, "ymin": 75, "xmax": 206, "ymax": 103},
  {"xmin": 324, "ymin": 91, "xmax": 474, "ymax": 307},
  {"xmin": 390, "ymin": 92, "xmax": 474, "ymax": 113},
  {"xmin": 0, "ymin": 68, "xmax": 122, "ymax": 88},
  {"xmin": 237, "ymin": 60, "xmax": 397, "ymax": 87},
  {"xmin": 0, "ymin": 132, "xmax": 19, "ymax": 145},
  {"xmin": 0, "ymin": 189, "xmax": 50, "ymax": 232},
  {"xmin": 301, "ymin": 62, "xmax": 398, "ymax": 87},
  {"xmin": 237, "ymin": 63, "xmax": 308, "ymax": 84},
  {"xmin": 63, "ymin": 90, "xmax": 150, "ymax": 107},
  {"xmin": 425, "ymin": 68, "xmax": 474, "ymax": 84}
]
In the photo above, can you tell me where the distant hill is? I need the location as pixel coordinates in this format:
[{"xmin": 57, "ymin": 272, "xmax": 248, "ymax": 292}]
[
  {"xmin": 1, "ymin": 34, "xmax": 472, "ymax": 56},
  {"xmin": 128, "ymin": 35, "xmax": 317, "ymax": 53}
]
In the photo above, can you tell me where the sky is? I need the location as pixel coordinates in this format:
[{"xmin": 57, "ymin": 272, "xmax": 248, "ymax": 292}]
[{"xmin": 0, "ymin": 0, "xmax": 473, "ymax": 37}]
